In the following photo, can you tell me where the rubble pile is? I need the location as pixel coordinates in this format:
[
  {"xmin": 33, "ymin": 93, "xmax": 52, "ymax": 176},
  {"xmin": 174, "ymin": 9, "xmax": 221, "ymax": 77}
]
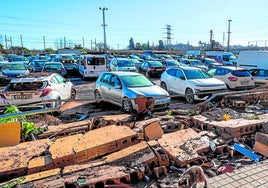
[{"xmin": 1, "ymin": 89, "xmax": 268, "ymax": 187}]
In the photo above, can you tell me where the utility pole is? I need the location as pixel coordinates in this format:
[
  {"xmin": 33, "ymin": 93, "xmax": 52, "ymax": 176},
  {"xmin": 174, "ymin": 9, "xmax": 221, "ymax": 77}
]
[
  {"xmin": 227, "ymin": 19, "xmax": 232, "ymax": 52},
  {"xmin": 209, "ymin": 30, "xmax": 213, "ymax": 50},
  {"xmin": 99, "ymin": 7, "xmax": 108, "ymax": 53},
  {"xmin": 223, "ymin": 32, "xmax": 225, "ymax": 47},
  {"xmin": 82, "ymin": 37, "xmax": 85, "ymax": 48},
  {"xmin": 5, "ymin": 35, "xmax": 7, "ymax": 50},
  {"xmin": 43, "ymin": 36, "xmax": 46, "ymax": 50},
  {"xmin": 20, "ymin": 35, "xmax": 24, "ymax": 54},
  {"xmin": 64, "ymin": 36, "xmax": 66, "ymax": 48},
  {"xmin": 10, "ymin": 36, "xmax": 13, "ymax": 53}
]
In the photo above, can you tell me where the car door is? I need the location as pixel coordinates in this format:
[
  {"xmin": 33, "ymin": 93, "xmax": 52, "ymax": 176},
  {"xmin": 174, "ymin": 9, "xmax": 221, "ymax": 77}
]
[
  {"xmin": 172, "ymin": 69, "xmax": 187, "ymax": 94},
  {"xmin": 54, "ymin": 74, "xmax": 70, "ymax": 99},
  {"xmin": 108, "ymin": 75, "xmax": 123, "ymax": 105}
]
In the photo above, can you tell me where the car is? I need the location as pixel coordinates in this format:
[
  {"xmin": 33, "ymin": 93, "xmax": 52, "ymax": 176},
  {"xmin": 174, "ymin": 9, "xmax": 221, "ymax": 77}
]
[
  {"xmin": 41, "ymin": 62, "xmax": 67, "ymax": 77},
  {"xmin": 160, "ymin": 66, "xmax": 227, "ymax": 103},
  {"xmin": 0, "ymin": 73, "xmax": 76, "ymax": 109},
  {"xmin": 199, "ymin": 58, "xmax": 222, "ymax": 68},
  {"xmin": 12, "ymin": 56, "xmax": 29, "ymax": 64},
  {"xmin": 130, "ymin": 58, "xmax": 143, "ymax": 69},
  {"xmin": 138, "ymin": 60, "xmax": 166, "ymax": 77},
  {"xmin": 161, "ymin": 59, "xmax": 181, "ymax": 68},
  {"xmin": 94, "ymin": 72, "xmax": 170, "ymax": 112},
  {"xmin": 109, "ymin": 57, "xmax": 137, "ymax": 72},
  {"xmin": 27, "ymin": 60, "xmax": 48, "ymax": 72},
  {"xmin": 1, "ymin": 62, "xmax": 30, "ymax": 78},
  {"xmin": 248, "ymin": 69, "xmax": 268, "ymax": 87},
  {"xmin": 207, "ymin": 66, "xmax": 255, "ymax": 90},
  {"xmin": 180, "ymin": 59, "xmax": 208, "ymax": 71}
]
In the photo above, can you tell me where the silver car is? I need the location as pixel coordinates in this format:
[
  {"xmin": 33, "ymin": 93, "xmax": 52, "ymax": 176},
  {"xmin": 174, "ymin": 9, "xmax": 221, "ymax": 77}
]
[{"xmin": 94, "ymin": 72, "xmax": 170, "ymax": 112}]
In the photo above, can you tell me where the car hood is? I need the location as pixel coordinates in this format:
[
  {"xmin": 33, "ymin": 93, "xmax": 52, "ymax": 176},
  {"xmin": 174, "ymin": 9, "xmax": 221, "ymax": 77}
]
[
  {"xmin": 128, "ymin": 85, "xmax": 169, "ymax": 97},
  {"xmin": 188, "ymin": 78, "xmax": 225, "ymax": 87}
]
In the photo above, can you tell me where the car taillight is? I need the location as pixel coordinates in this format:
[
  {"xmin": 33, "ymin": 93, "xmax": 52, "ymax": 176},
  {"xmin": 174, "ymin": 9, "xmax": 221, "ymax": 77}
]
[
  {"xmin": 40, "ymin": 88, "xmax": 52, "ymax": 97},
  {"xmin": 61, "ymin": 69, "xmax": 66, "ymax": 73},
  {"xmin": 0, "ymin": 93, "xmax": 6, "ymax": 99},
  {"xmin": 162, "ymin": 67, "xmax": 166, "ymax": 70},
  {"xmin": 251, "ymin": 76, "xmax": 254, "ymax": 80},
  {"xmin": 228, "ymin": 77, "xmax": 238, "ymax": 81},
  {"xmin": 150, "ymin": 67, "xmax": 156, "ymax": 70},
  {"xmin": 83, "ymin": 60, "xmax": 87, "ymax": 68}
]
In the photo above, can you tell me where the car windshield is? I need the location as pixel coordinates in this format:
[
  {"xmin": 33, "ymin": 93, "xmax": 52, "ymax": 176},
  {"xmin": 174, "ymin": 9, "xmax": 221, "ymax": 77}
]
[
  {"xmin": 117, "ymin": 60, "xmax": 134, "ymax": 67},
  {"xmin": 9, "ymin": 82, "xmax": 45, "ymax": 91},
  {"xmin": 13, "ymin": 57, "xmax": 28, "ymax": 61},
  {"xmin": 0, "ymin": 57, "xmax": 5, "ymax": 61},
  {"xmin": 190, "ymin": 60, "xmax": 203, "ymax": 66},
  {"xmin": 149, "ymin": 61, "xmax": 163, "ymax": 66},
  {"xmin": 3, "ymin": 63, "xmax": 26, "ymax": 70},
  {"xmin": 120, "ymin": 75, "xmax": 154, "ymax": 87},
  {"xmin": 184, "ymin": 69, "xmax": 210, "ymax": 79},
  {"xmin": 167, "ymin": 61, "xmax": 180, "ymax": 66},
  {"xmin": 232, "ymin": 70, "xmax": 251, "ymax": 77},
  {"xmin": 44, "ymin": 64, "xmax": 63, "ymax": 69}
]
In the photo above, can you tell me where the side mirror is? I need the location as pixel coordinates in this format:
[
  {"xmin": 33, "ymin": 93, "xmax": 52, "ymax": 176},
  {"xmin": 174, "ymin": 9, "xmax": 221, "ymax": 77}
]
[{"xmin": 180, "ymin": 76, "xmax": 186, "ymax": 80}]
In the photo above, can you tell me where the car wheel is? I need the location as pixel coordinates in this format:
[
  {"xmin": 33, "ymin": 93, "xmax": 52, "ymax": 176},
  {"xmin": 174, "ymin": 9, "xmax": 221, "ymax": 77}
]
[
  {"xmin": 145, "ymin": 71, "xmax": 150, "ymax": 78},
  {"xmin": 70, "ymin": 88, "xmax": 76, "ymax": 99},
  {"xmin": 54, "ymin": 97, "xmax": 62, "ymax": 108},
  {"xmin": 94, "ymin": 90, "xmax": 102, "ymax": 103},
  {"xmin": 122, "ymin": 98, "xmax": 133, "ymax": 113},
  {"xmin": 185, "ymin": 88, "xmax": 194, "ymax": 103},
  {"xmin": 160, "ymin": 82, "xmax": 168, "ymax": 91}
]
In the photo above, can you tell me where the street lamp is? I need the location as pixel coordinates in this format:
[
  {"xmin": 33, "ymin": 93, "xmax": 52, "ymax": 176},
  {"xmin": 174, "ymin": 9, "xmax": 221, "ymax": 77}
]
[
  {"xmin": 99, "ymin": 7, "xmax": 108, "ymax": 53},
  {"xmin": 227, "ymin": 19, "xmax": 232, "ymax": 52}
]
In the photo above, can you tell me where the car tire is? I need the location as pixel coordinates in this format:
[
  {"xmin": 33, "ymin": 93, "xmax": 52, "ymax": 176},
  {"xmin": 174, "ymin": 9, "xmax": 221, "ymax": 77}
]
[
  {"xmin": 145, "ymin": 71, "xmax": 150, "ymax": 78},
  {"xmin": 160, "ymin": 82, "xmax": 168, "ymax": 91},
  {"xmin": 94, "ymin": 90, "xmax": 102, "ymax": 103},
  {"xmin": 122, "ymin": 98, "xmax": 133, "ymax": 113},
  {"xmin": 70, "ymin": 88, "xmax": 76, "ymax": 99},
  {"xmin": 185, "ymin": 88, "xmax": 194, "ymax": 103}
]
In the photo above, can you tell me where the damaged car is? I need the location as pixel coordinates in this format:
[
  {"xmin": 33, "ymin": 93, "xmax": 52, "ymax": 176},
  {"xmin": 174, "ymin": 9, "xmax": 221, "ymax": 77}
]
[
  {"xmin": 94, "ymin": 72, "xmax": 170, "ymax": 112},
  {"xmin": 0, "ymin": 73, "xmax": 76, "ymax": 109}
]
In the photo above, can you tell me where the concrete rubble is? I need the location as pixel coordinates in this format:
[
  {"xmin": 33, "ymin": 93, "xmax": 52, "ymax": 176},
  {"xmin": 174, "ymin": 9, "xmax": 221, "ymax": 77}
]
[{"xmin": 1, "ymin": 88, "xmax": 268, "ymax": 187}]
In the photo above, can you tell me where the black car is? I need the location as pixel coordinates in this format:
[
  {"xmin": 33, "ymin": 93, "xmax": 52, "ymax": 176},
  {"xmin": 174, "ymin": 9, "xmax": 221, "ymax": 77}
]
[{"xmin": 138, "ymin": 60, "xmax": 166, "ymax": 77}]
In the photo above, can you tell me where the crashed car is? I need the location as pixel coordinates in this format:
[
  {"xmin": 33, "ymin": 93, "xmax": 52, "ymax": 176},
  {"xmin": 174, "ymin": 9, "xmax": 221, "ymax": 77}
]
[{"xmin": 0, "ymin": 73, "xmax": 76, "ymax": 109}]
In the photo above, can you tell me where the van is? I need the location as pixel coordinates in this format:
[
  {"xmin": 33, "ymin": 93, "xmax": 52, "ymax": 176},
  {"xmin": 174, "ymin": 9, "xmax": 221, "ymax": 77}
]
[
  {"xmin": 77, "ymin": 54, "xmax": 107, "ymax": 79},
  {"xmin": 237, "ymin": 51, "xmax": 268, "ymax": 69},
  {"xmin": 205, "ymin": 51, "xmax": 237, "ymax": 66},
  {"xmin": 238, "ymin": 51, "xmax": 268, "ymax": 86}
]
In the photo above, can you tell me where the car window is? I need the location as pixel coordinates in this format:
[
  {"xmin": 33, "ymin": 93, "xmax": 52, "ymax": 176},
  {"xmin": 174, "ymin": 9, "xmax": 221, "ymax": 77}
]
[
  {"xmin": 176, "ymin": 69, "xmax": 184, "ymax": 78},
  {"xmin": 120, "ymin": 75, "xmax": 154, "ymax": 87},
  {"xmin": 110, "ymin": 76, "xmax": 121, "ymax": 87},
  {"xmin": 166, "ymin": 69, "xmax": 177, "ymax": 76},
  {"xmin": 100, "ymin": 73, "xmax": 112, "ymax": 84},
  {"xmin": 207, "ymin": 68, "xmax": 217, "ymax": 75},
  {"xmin": 232, "ymin": 70, "xmax": 251, "ymax": 77},
  {"xmin": 184, "ymin": 69, "xmax": 210, "ymax": 79},
  {"xmin": 55, "ymin": 74, "xmax": 65, "ymax": 83},
  {"xmin": 87, "ymin": 57, "xmax": 105, "ymax": 65},
  {"xmin": 8, "ymin": 82, "xmax": 45, "ymax": 91},
  {"xmin": 51, "ymin": 76, "xmax": 60, "ymax": 84}
]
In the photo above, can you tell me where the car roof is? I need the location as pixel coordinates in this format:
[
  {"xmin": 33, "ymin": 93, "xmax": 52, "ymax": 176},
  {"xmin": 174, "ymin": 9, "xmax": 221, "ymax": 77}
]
[
  {"xmin": 102, "ymin": 71, "xmax": 142, "ymax": 76},
  {"xmin": 10, "ymin": 72, "xmax": 56, "ymax": 83},
  {"xmin": 218, "ymin": 66, "xmax": 246, "ymax": 70},
  {"xmin": 169, "ymin": 66, "xmax": 201, "ymax": 71}
]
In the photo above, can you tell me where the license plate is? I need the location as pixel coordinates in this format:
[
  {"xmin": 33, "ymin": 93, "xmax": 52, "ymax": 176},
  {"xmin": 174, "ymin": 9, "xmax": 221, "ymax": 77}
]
[
  {"xmin": 14, "ymin": 94, "xmax": 32, "ymax": 99},
  {"xmin": 241, "ymin": 81, "xmax": 249, "ymax": 85}
]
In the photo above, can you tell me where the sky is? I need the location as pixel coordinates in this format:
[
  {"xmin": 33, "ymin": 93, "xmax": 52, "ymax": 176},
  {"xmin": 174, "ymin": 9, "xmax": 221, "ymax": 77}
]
[{"xmin": 1, "ymin": 0, "xmax": 268, "ymax": 50}]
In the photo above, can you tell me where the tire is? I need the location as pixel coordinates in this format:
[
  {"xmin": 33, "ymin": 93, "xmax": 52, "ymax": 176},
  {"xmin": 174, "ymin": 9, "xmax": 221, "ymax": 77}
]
[
  {"xmin": 160, "ymin": 82, "xmax": 168, "ymax": 91},
  {"xmin": 145, "ymin": 71, "xmax": 150, "ymax": 78},
  {"xmin": 185, "ymin": 88, "xmax": 194, "ymax": 103},
  {"xmin": 94, "ymin": 90, "xmax": 102, "ymax": 103},
  {"xmin": 70, "ymin": 88, "xmax": 76, "ymax": 99},
  {"xmin": 122, "ymin": 98, "xmax": 133, "ymax": 113},
  {"xmin": 54, "ymin": 97, "xmax": 62, "ymax": 108}
]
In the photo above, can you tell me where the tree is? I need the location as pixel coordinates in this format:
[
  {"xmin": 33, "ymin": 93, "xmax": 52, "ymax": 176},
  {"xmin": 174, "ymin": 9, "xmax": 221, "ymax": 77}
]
[
  {"xmin": 128, "ymin": 37, "xmax": 135, "ymax": 50},
  {"xmin": 158, "ymin": 40, "xmax": 164, "ymax": 50},
  {"xmin": 135, "ymin": 43, "xmax": 142, "ymax": 50}
]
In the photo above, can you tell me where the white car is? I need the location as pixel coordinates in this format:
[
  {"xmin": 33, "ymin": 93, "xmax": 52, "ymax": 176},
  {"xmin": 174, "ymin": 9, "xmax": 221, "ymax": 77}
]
[
  {"xmin": 160, "ymin": 66, "xmax": 227, "ymax": 103},
  {"xmin": 0, "ymin": 73, "xmax": 76, "ymax": 109}
]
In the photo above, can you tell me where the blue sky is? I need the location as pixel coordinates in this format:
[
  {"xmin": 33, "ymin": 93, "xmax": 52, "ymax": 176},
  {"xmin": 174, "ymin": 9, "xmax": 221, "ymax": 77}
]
[{"xmin": 1, "ymin": 0, "xmax": 268, "ymax": 50}]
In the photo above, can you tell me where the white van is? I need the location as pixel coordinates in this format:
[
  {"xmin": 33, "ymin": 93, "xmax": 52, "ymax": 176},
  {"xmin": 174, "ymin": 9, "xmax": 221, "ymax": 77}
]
[
  {"xmin": 238, "ymin": 51, "xmax": 268, "ymax": 86},
  {"xmin": 77, "ymin": 54, "xmax": 108, "ymax": 79},
  {"xmin": 205, "ymin": 51, "xmax": 237, "ymax": 66},
  {"xmin": 237, "ymin": 51, "xmax": 268, "ymax": 69}
]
